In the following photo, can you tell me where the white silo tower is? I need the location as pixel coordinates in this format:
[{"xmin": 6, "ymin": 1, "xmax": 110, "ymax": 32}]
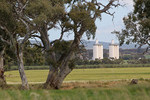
[
  {"xmin": 115, "ymin": 45, "xmax": 119, "ymax": 59},
  {"xmin": 98, "ymin": 44, "xmax": 103, "ymax": 59},
  {"xmin": 109, "ymin": 40, "xmax": 119, "ymax": 59},
  {"xmin": 93, "ymin": 40, "xmax": 103, "ymax": 60}
]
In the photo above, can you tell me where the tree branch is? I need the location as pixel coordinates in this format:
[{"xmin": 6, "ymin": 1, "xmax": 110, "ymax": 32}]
[
  {"xmin": 31, "ymin": 35, "xmax": 41, "ymax": 39},
  {"xmin": 0, "ymin": 36, "xmax": 11, "ymax": 45},
  {"xmin": 19, "ymin": 18, "xmax": 31, "ymax": 46}
]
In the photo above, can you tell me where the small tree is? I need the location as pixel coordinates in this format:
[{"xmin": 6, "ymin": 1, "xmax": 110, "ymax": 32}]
[{"xmin": 0, "ymin": 0, "xmax": 34, "ymax": 89}]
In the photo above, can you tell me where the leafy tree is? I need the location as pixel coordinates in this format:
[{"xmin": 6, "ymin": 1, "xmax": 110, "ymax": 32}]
[
  {"xmin": 10, "ymin": 0, "xmax": 120, "ymax": 89},
  {"xmin": 0, "ymin": 0, "xmax": 32, "ymax": 89},
  {"xmin": 113, "ymin": 0, "xmax": 150, "ymax": 52},
  {"xmin": 0, "ymin": 0, "xmax": 15, "ymax": 85}
]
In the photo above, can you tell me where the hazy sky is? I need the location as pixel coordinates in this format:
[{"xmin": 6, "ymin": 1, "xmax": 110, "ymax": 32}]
[
  {"xmin": 94, "ymin": 0, "xmax": 134, "ymax": 43},
  {"xmin": 49, "ymin": 0, "xmax": 134, "ymax": 43}
]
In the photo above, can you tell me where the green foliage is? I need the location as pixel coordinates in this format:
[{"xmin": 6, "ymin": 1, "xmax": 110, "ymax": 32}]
[
  {"xmin": 76, "ymin": 58, "xmax": 124, "ymax": 65},
  {"xmin": 127, "ymin": 58, "xmax": 150, "ymax": 64},
  {"xmin": 113, "ymin": 0, "xmax": 150, "ymax": 49},
  {"xmin": 26, "ymin": 0, "xmax": 64, "ymax": 26},
  {"xmin": 23, "ymin": 42, "xmax": 45, "ymax": 66},
  {"xmin": 53, "ymin": 40, "xmax": 72, "ymax": 56},
  {"xmin": 0, "ymin": 0, "xmax": 15, "ymax": 30},
  {"xmin": 69, "ymin": 2, "xmax": 97, "ymax": 39},
  {"xmin": 134, "ymin": 0, "xmax": 150, "ymax": 19}
]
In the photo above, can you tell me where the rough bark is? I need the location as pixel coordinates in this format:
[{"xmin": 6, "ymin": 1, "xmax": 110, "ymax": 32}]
[
  {"xmin": 16, "ymin": 44, "xmax": 29, "ymax": 90},
  {"xmin": 54, "ymin": 65, "xmax": 72, "ymax": 89},
  {"xmin": 44, "ymin": 64, "xmax": 72, "ymax": 89},
  {"xmin": 0, "ymin": 47, "xmax": 6, "ymax": 86},
  {"xmin": 44, "ymin": 35, "xmax": 81, "ymax": 89}
]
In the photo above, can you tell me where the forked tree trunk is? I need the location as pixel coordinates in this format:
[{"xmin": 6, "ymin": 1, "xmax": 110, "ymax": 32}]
[
  {"xmin": 16, "ymin": 45, "xmax": 29, "ymax": 90},
  {"xmin": 44, "ymin": 35, "xmax": 81, "ymax": 89},
  {"xmin": 44, "ymin": 65, "xmax": 72, "ymax": 89},
  {"xmin": 44, "ymin": 50, "xmax": 75, "ymax": 89},
  {"xmin": 0, "ymin": 47, "xmax": 6, "ymax": 86}
]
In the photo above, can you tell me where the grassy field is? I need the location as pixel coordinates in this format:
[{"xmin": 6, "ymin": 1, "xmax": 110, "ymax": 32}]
[
  {"xmin": 5, "ymin": 67, "xmax": 150, "ymax": 83},
  {"xmin": 145, "ymin": 55, "xmax": 150, "ymax": 59},
  {"xmin": 1, "ymin": 82, "xmax": 150, "ymax": 100},
  {"xmin": 2, "ymin": 67, "xmax": 150, "ymax": 100}
]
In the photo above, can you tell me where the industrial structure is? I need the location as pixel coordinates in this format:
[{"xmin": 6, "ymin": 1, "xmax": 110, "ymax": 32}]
[
  {"xmin": 93, "ymin": 40, "xmax": 103, "ymax": 60},
  {"xmin": 109, "ymin": 40, "xmax": 119, "ymax": 59},
  {"xmin": 93, "ymin": 39, "xmax": 119, "ymax": 60}
]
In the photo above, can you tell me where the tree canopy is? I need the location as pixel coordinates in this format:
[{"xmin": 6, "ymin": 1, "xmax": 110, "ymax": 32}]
[
  {"xmin": 114, "ymin": 0, "xmax": 150, "ymax": 51},
  {"xmin": 0, "ymin": 0, "xmax": 121, "ymax": 89}
]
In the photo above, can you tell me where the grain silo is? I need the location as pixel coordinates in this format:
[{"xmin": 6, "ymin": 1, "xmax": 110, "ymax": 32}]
[
  {"xmin": 109, "ymin": 40, "xmax": 119, "ymax": 59},
  {"xmin": 93, "ymin": 40, "xmax": 103, "ymax": 60}
]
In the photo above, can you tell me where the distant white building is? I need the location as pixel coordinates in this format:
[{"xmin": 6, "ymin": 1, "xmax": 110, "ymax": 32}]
[
  {"xmin": 93, "ymin": 40, "xmax": 103, "ymax": 60},
  {"xmin": 109, "ymin": 40, "xmax": 119, "ymax": 59}
]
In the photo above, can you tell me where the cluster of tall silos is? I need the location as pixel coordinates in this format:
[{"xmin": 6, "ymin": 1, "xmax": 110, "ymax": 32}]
[{"xmin": 93, "ymin": 40, "xmax": 119, "ymax": 60}]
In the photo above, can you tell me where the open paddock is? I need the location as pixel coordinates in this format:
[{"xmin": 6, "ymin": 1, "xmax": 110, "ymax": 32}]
[{"xmin": 5, "ymin": 67, "xmax": 150, "ymax": 83}]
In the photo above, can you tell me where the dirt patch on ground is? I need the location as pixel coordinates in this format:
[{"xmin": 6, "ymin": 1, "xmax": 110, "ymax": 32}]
[
  {"xmin": 2, "ymin": 79, "xmax": 150, "ymax": 90},
  {"xmin": 61, "ymin": 80, "xmax": 131, "ymax": 90}
]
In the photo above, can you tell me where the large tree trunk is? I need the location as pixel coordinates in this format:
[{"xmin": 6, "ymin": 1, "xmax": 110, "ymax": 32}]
[
  {"xmin": 44, "ymin": 34, "xmax": 81, "ymax": 89},
  {"xmin": 44, "ymin": 46, "xmax": 76, "ymax": 89},
  {"xmin": 16, "ymin": 44, "xmax": 29, "ymax": 90},
  {"xmin": 0, "ymin": 47, "xmax": 6, "ymax": 86},
  {"xmin": 44, "ymin": 64, "xmax": 72, "ymax": 89},
  {"xmin": 53, "ymin": 65, "xmax": 72, "ymax": 89},
  {"xmin": 44, "ymin": 48, "xmax": 74, "ymax": 89}
]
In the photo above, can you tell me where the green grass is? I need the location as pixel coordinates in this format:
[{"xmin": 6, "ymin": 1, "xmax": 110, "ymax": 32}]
[
  {"xmin": 3, "ymin": 67, "xmax": 150, "ymax": 100},
  {"xmin": 1, "ymin": 83, "xmax": 150, "ymax": 100},
  {"xmin": 5, "ymin": 67, "xmax": 150, "ymax": 83},
  {"xmin": 145, "ymin": 55, "xmax": 150, "ymax": 59}
]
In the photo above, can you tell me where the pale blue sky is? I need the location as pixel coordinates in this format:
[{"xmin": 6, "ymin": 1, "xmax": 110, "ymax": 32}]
[{"xmin": 49, "ymin": 0, "xmax": 134, "ymax": 43}]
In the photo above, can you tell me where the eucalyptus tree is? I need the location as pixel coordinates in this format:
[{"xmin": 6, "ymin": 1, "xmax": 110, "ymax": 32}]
[
  {"xmin": 13, "ymin": 0, "xmax": 120, "ymax": 89},
  {"xmin": 0, "ymin": 0, "xmax": 34, "ymax": 89},
  {"xmin": 0, "ymin": 30, "xmax": 6, "ymax": 85},
  {"xmin": 113, "ymin": 0, "xmax": 150, "ymax": 52},
  {"xmin": 44, "ymin": 0, "xmax": 120, "ymax": 89},
  {"xmin": 0, "ymin": 0, "xmax": 15, "ymax": 85}
]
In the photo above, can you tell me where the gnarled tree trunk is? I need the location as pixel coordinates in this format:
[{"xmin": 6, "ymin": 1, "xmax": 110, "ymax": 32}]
[
  {"xmin": 44, "ymin": 64, "xmax": 72, "ymax": 89},
  {"xmin": 16, "ymin": 44, "xmax": 29, "ymax": 90},
  {"xmin": 44, "ymin": 38, "xmax": 80, "ymax": 89},
  {"xmin": 0, "ymin": 47, "xmax": 6, "ymax": 86}
]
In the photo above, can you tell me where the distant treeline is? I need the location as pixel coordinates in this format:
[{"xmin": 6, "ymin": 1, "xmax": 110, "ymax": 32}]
[
  {"xmin": 76, "ymin": 58, "xmax": 150, "ymax": 65},
  {"xmin": 5, "ymin": 64, "xmax": 150, "ymax": 71}
]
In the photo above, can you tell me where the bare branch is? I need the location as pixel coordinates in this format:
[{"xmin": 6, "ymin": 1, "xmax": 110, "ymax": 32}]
[
  {"xmin": 21, "ymin": 0, "xmax": 29, "ymax": 12},
  {"xmin": 100, "ymin": 0, "xmax": 119, "ymax": 13},
  {"xmin": 31, "ymin": 43, "xmax": 44, "ymax": 49},
  {"xmin": 31, "ymin": 35, "xmax": 41, "ymax": 39},
  {"xmin": 0, "ymin": 25, "xmax": 11, "ymax": 36}
]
